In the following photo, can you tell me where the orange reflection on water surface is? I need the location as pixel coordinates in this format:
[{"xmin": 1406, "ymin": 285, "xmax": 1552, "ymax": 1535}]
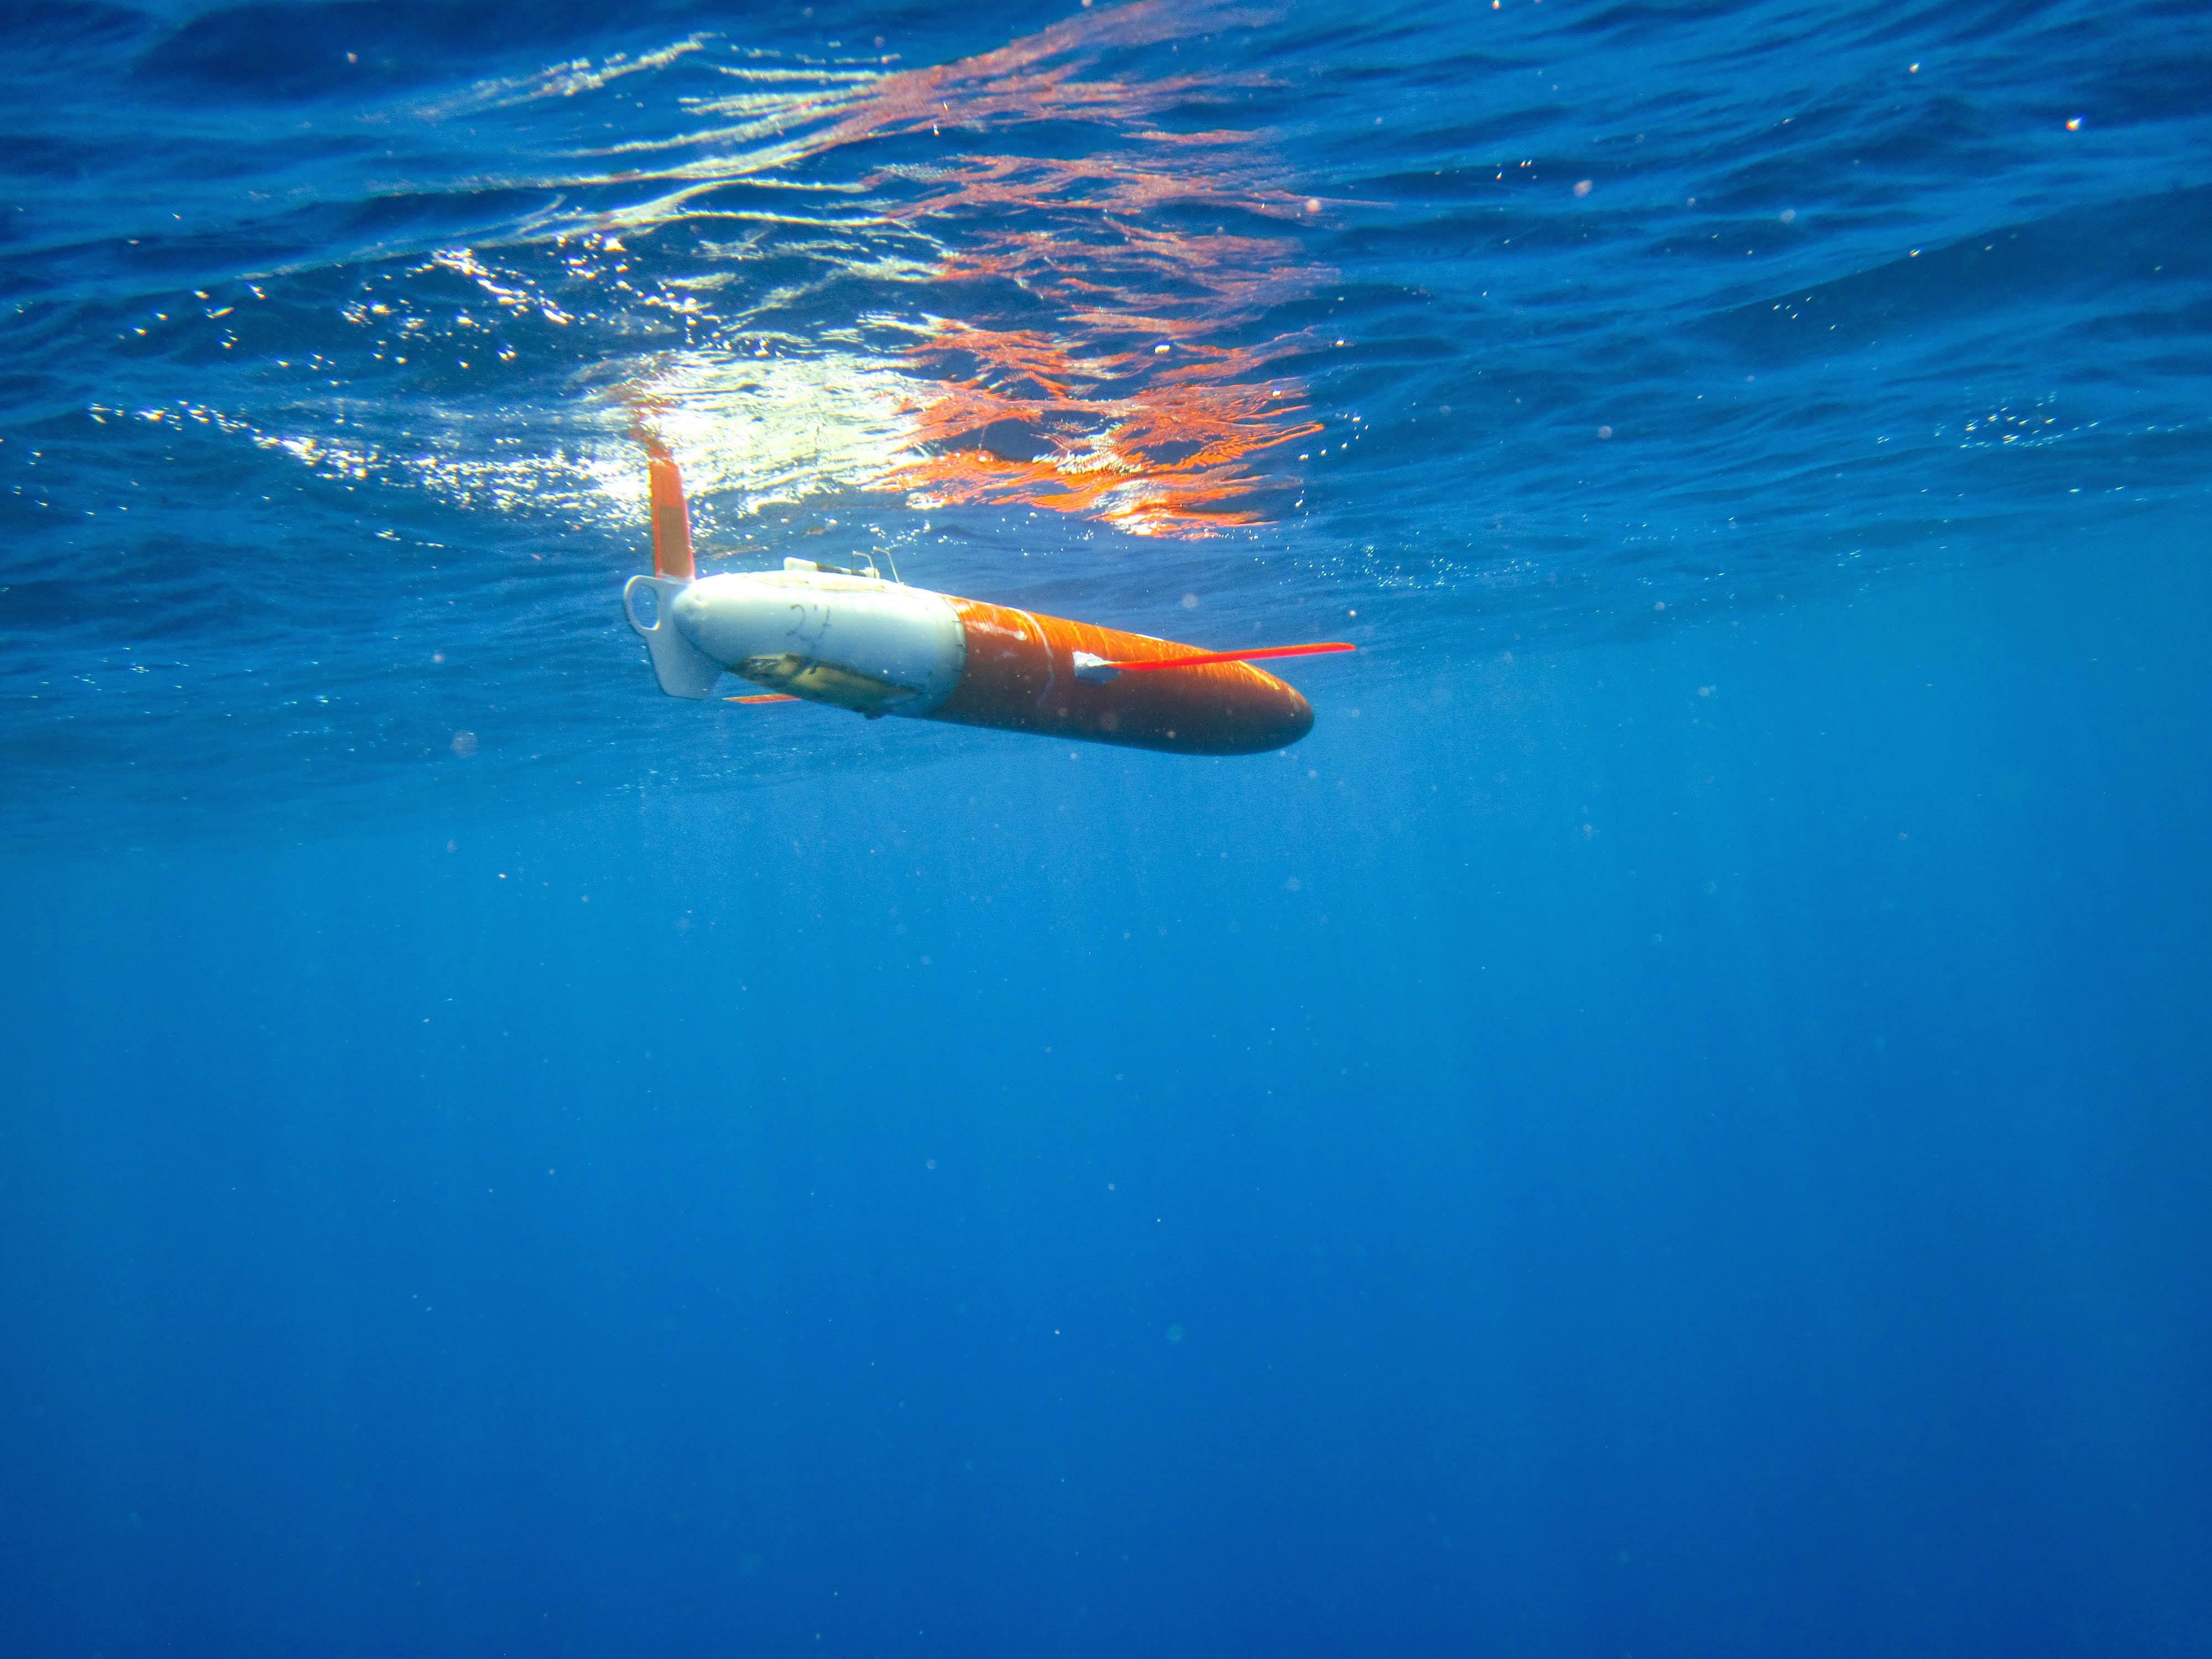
[{"xmin": 847, "ymin": 1, "xmax": 1325, "ymax": 536}]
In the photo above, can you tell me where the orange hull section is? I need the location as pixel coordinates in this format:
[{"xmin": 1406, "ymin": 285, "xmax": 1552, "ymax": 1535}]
[{"xmin": 928, "ymin": 599, "xmax": 1314, "ymax": 755}]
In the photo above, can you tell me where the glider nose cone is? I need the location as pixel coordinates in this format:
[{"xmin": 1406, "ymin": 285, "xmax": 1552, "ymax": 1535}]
[{"xmin": 1232, "ymin": 682, "xmax": 1313, "ymax": 753}]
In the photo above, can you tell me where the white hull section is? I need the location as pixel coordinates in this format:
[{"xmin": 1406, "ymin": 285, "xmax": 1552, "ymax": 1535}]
[{"xmin": 624, "ymin": 563, "xmax": 966, "ymax": 716}]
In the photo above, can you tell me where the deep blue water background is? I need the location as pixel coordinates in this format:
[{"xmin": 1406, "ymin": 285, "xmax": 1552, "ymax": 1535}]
[{"xmin": 6, "ymin": 2, "xmax": 2212, "ymax": 1656}]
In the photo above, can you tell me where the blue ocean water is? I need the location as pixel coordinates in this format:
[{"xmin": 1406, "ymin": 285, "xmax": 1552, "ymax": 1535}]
[{"xmin": 5, "ymin": 2, "xmax": 2212, "ymax": 1655}]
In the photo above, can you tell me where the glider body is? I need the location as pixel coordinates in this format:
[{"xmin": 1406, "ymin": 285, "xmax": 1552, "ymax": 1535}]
[
  {"xmin": 625, "ymin": 564, "xmax": 1316, "ymax": 755},
  {"xmin": 619, "ymin": 436, "xmax": 1344, "ymax": 755}
]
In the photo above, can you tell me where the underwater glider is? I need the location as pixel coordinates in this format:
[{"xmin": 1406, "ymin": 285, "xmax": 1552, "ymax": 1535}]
[{"xmin": 620, "ymin": 441, "xmax": 1350, "ymax": 755}]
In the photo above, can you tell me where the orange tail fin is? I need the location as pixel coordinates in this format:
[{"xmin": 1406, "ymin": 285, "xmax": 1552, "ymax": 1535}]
[{"xmin": 636, "ymin": 431, "xmax": 695, "ymax": 581}]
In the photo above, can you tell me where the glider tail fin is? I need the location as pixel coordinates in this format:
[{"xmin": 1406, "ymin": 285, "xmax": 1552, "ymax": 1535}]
[
  {"xmin": 642, "ymin": 437, "xmax": 696, "ymax": 581},
  {"xmin": 618, "ymin": 422, "xmax": 716, "ymax": 697}
]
